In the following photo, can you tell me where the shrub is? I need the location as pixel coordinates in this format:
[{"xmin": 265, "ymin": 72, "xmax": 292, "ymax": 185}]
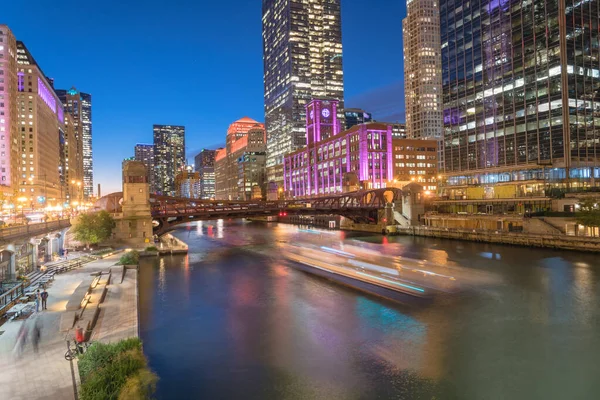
[
  {"xmin": 117, "ymin": 250, "xmax": 140, "ymax": 265},
  {"xmin": 144, "ymin": 246, "xmax": 158, "ymax": 252},
  {"xmin": 78, "ymin": 338, "xmax": 157, "ymax": 400},
  {"xmin": 118, "ymin": 369, "xmax": 158, "ymax": 400}
]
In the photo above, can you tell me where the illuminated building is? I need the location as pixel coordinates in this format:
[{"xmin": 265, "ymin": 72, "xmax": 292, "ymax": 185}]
[
  {"xmin": 134, "ymin": 144, "xmax": 155, "ymax": 192},
  {"xmin": 16, "ymin": 40, "xmax": 65, "ymax": 206},
  {"xmin": 153, "ymin": 125, "xmax": 185, "ymax": 196},
  {"xmin": 63, "ymin": 113, "xmax": 84, "ymax": 203},
  {"xmin": 215, "ymin": 118, "xmax": 266, "ymax": 200},
  {"xmin": 403, "ymin": 0, "xmax": 443, "ymax": 141},
  {"xmin": 391, "ymin": 139, "xmax": 438, "ymax": 193},
  {"xmin": 175, "ymin": 167, "xmax": 201, "ymax": 198},
  {"xmin": 262, "ymin": 0, "xmax": 345, "ymax": 185},
  {"xmin": 283, "ymin": 99, "xmax": 393, "ymax": 198},
  {"xmin": 440, "ymin": 0, "xmax": 600, "ymax": 211},
  {"xmin": 344, "ymin": 108, "xmax": 372, "ymax": 130},
  {"xmin": 0, "ymin": 25, "xmax": 19, "ymax": 199},
  {"xmin": 56, "ymin": 87, "xmax": 92, "ymax": 198},
  {"xmin": 194, "ymin": 149, "xmax": 216, "ymax": 199}
]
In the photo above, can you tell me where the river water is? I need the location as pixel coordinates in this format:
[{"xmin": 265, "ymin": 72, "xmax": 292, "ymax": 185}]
[{"xmin": 139, "ymin": 221, "xmax": 600, "ymax": 400}]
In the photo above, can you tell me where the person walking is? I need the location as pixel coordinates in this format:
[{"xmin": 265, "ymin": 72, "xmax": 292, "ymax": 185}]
[
  {"xmin": 34, "ymin": 289, "xmax": 40, "ymax": 313},
  {"xmin": 31, "ymin": 317, "xmax": 42, "ymax": 354},
  {"xmin": 12, "ymin": 323, "xmax": 28, "ymax": 359},
  {"xmin": 41, "ymin": 288, "xmax": 48, "ymax": 310}
]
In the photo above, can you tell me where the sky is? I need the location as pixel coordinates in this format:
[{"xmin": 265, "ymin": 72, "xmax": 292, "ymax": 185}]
[{"xmin": 3, "ymin": 0, "xmax": 407, "ymax": 194}]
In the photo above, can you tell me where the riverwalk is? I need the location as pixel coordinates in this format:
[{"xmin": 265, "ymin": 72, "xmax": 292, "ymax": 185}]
[{"xmin": 0, "ymin": 254, "xmax": 139, "ymax": 400}]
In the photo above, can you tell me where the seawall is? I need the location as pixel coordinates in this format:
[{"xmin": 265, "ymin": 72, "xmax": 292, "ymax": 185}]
[{"xmin": 397, "ymin": 226, "xmax": 600, "ymax": 252}]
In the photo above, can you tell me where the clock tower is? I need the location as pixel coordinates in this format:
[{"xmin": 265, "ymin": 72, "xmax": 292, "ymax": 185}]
[{"xmin": 305, "ymin": 99, "xmax": 340, "ymax": 146}]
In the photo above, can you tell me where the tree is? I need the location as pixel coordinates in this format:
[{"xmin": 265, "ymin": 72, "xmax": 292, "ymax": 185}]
[
  {"xmin": 72, "ymin": 211, "xmax": 114, "ymax": 247},
  {"xmin": 576, "ymin": 198, "xmax": 600, "ymax": 236}
]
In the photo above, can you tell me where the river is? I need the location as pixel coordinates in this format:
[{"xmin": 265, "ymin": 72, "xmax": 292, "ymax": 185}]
[{"xmin": 139, "ymin": 220, "xmax": 600, "ymax": 400}]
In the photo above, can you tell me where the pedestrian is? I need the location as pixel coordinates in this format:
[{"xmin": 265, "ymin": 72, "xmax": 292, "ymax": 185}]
[
  {"xmin": 41, "ymin": 288, "xmax": 48, "ymax": 310},
  {"xmin": 34, "ymin": 289, "xmax": 40, "ymax": 313},
  {"xmin": 12, "ymin": 323, "xmax": 28, "ymax": 359},
  {"xmin": 31, "ymin": 317, "xmax": 42, "ymax": 354}
]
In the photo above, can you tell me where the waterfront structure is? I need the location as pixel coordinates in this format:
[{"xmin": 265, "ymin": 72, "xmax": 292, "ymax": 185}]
[
  {"xmin": 403, "ymin": 0, "xmax": 443, "ymax": 141},
  {"xmin": 283, "ymin": 99, "xmax": 393, "ymax": 198},
  {"xmin": 134, "ymin": 144, "xmax": 155, "ymax": 192},
  {"xmin": 194, "ymin": 149, "xmax": 216, "ymax": 199},
  {"xmin": 391, "ymin": 139, "xmax": 438, "ymax": 193},
  {"xmin": 113, "ymin": 161, "xmax": 153, "ymax": 246},
  {"xmin": 55, "ymin": 87, "xmax": 92, "ymax": 198},
  {"xmin": 215, "ymin": 118, "xmax": 266, "ymax": 200},
  {"xmin": 175, "ymin": 167, "xmax": 201, "ymax": 198},
  {"xmin": 16, "ymin": 41, "xmax": 66, "ymax": 206},
  {"xmin": 345, "ymin": 108, "xmax": 372, "ymax": 130},
  {"xmin": 153, "ymin": 125, "xmax": 185, "ymax": 196},
  {"xmin": 0, "ymin": 25, "xmax": 19, "ymax": 200},
  {"xmin": 262, "ymin": 0, "xmax": 345, "ymax": 185},
  {"xmin": 440, "ymin": 0, "xmax": 600, "ymax": 209}
]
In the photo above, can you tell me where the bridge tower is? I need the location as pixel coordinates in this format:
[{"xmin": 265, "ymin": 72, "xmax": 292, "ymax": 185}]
[{"xmin": 113, "ymin": 161, "xmax": 153, "ymax": 246}]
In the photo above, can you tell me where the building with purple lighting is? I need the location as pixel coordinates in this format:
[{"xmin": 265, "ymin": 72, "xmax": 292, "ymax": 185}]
[
  {"xmin": 0, "ymin": 25, "xmax": 19, "ymax": 200},
  {"xmin": 16, "ymin": 40, "xmax": 66, "ymax": 206},
  {"xmin": 283, "ymin": 99, "xmax": 393, "ymax": 198}
]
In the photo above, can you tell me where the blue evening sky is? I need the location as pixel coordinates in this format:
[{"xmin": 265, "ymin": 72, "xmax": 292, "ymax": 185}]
[{"xmin": 3, "ymin": 0, "xmax": 407, "ymax": 194}]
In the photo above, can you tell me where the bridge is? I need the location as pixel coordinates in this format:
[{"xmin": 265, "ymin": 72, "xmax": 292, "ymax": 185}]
[
  {"xmin": 150, "ymin": 188, "xmax": 404, "ymax": 235},
  {"xmin": 0, "ymin": 219, "xmax": 71, "ymax": 244}
]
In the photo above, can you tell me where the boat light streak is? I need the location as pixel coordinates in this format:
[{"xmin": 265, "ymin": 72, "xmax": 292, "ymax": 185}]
[{"xmin": 356, "ymin": 272, "xmax": 425, "ymax": 293}]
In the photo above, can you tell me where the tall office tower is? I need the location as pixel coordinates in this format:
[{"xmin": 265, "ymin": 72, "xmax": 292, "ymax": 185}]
[
  {"xmin": 16, "ymin": 41, "xmax": 66, "ymax": 206},
  {"xmin": 63, "ymin": 113, "xmax": 84, "ymax": 203},
  {"xmin": 344, "ymin": 108, "xmax": 373, "ymax": 130},
  {"xmin": 215, "ymin": 118, "xmax": 266, "ymax": 200},
  {"xmin": 403, "ymin": 0, "xmax": 443, "ymax": 141},
  {"xmin": 262, "ymin": 0, "xmax": 345, "ymax": 185},
  {"xmin": 56, "ymin": 87, "xmax": 92, "ymax": 198},
  {"xmin": 194, "ymin": 149, "xmax": 216, "ymax": 199},
  {"xmin": 0, "ymin": 26, "xmax": 19, "ymax": 199},
  {"xmin": 153, "ymin": 125, "xmax": 185, "ymax": 196},
  {"xmin": 440, "ymin": 0, "xmax": 600, "ymax": 209},
  {"xmin": 134, "ymin": 144, "xmax": 155, "ymax": 192}
]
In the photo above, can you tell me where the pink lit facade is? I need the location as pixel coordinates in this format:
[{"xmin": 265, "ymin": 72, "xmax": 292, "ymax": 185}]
[{"xmin": 284, "ymin": 99, "xmax": 393, "ymax": 198}]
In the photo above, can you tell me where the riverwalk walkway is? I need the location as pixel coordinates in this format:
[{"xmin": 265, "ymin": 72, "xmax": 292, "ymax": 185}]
[{"xmin": 0, "ymin": 254, "xmax": 139, "ymax": 400}]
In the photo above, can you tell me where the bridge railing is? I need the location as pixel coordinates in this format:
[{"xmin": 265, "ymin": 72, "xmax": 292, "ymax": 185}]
[{"xmin": 0, "ymin": 219, "xmax": 71, "ymax": 241}]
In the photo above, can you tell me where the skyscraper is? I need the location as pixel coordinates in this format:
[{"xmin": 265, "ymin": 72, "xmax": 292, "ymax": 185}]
[
  {"xmin": 440, "ymin": 0, "xmax": 600, "ymax": 207},
  {"xmin": 344, "ymin": 108, "xmax": 373, "ymax": 130},
  {"xmin": 134, "ymin": 144, "xmax": 155, "ymax": 192},
  {"xmin": 194, "ymin": 149, "xmax": 216, "ymax": 199},
  {"xmin": 262, "ymin": 0, "xmax": 345, "ymax": 185},
  {"xmin": 56, "ymin": 87, "xmax": 92, "ymax": 198},
  {"xmin": 215, "ymin": 118, "xmax": 266, "ymax": 200},
  {"xmin": 16, "ymin": 41, "xmax": 65, "ymax": 205},
  {"xmin": 403, "ymin": 0, "xmax": 443, "ymax": 141},
  {"xmin": 0, "ymin": 25, "xmax": 19, "ymax": 199},
  {"xmin": 153, "ymin": 125, "xmax": 185, "ymax": 196}
]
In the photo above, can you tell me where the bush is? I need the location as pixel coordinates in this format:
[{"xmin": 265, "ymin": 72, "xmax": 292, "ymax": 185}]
[
  {"xmin": 78, "ymin": 338, "xmax": 157, "ymax": 400},
  {"xmin": 91, "ymin": 248, "xmax": 114, "ymax": 256},
  {"xmin": 117, "ymin": 250, "xmax": 140, "ymax": 265},
  {"xmin": 144, "ymin": 246, "xmax": 158, "ymax": 252}
]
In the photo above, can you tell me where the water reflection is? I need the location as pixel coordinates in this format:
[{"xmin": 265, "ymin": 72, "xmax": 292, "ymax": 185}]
[{"xmin": 139, "ymin": 221, "xmax": 600, "ymax": 400}]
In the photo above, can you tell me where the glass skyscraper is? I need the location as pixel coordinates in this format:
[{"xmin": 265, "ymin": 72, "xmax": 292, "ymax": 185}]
[
  {"xmin": 153, "ymin": 125, "xmax": 185, "ymax": 196},
  {"xmin": 134, "ymin": 144, "xmax": 155, "ymax": 193},
  {"xmin": 262, "ymin": 0, "xmax": 345, "ymax": 185},
  {"xmin": 56, "ymin": 87, "xmax": 93, "ymax": 198},
  {"xmin": 440, "ymin": 0, "xmax": 600, "ymax": 202}
]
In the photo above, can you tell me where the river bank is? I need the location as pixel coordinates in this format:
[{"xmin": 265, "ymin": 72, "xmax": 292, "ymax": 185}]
[{"xmin": 395, "ymin": 226, "xmax": 600, "ymax": 252}]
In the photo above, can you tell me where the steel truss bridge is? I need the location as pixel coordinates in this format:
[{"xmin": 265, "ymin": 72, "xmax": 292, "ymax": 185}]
[{"xmin": 151, "ymin": 188, "xmax": 402, "ymax": 235}]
